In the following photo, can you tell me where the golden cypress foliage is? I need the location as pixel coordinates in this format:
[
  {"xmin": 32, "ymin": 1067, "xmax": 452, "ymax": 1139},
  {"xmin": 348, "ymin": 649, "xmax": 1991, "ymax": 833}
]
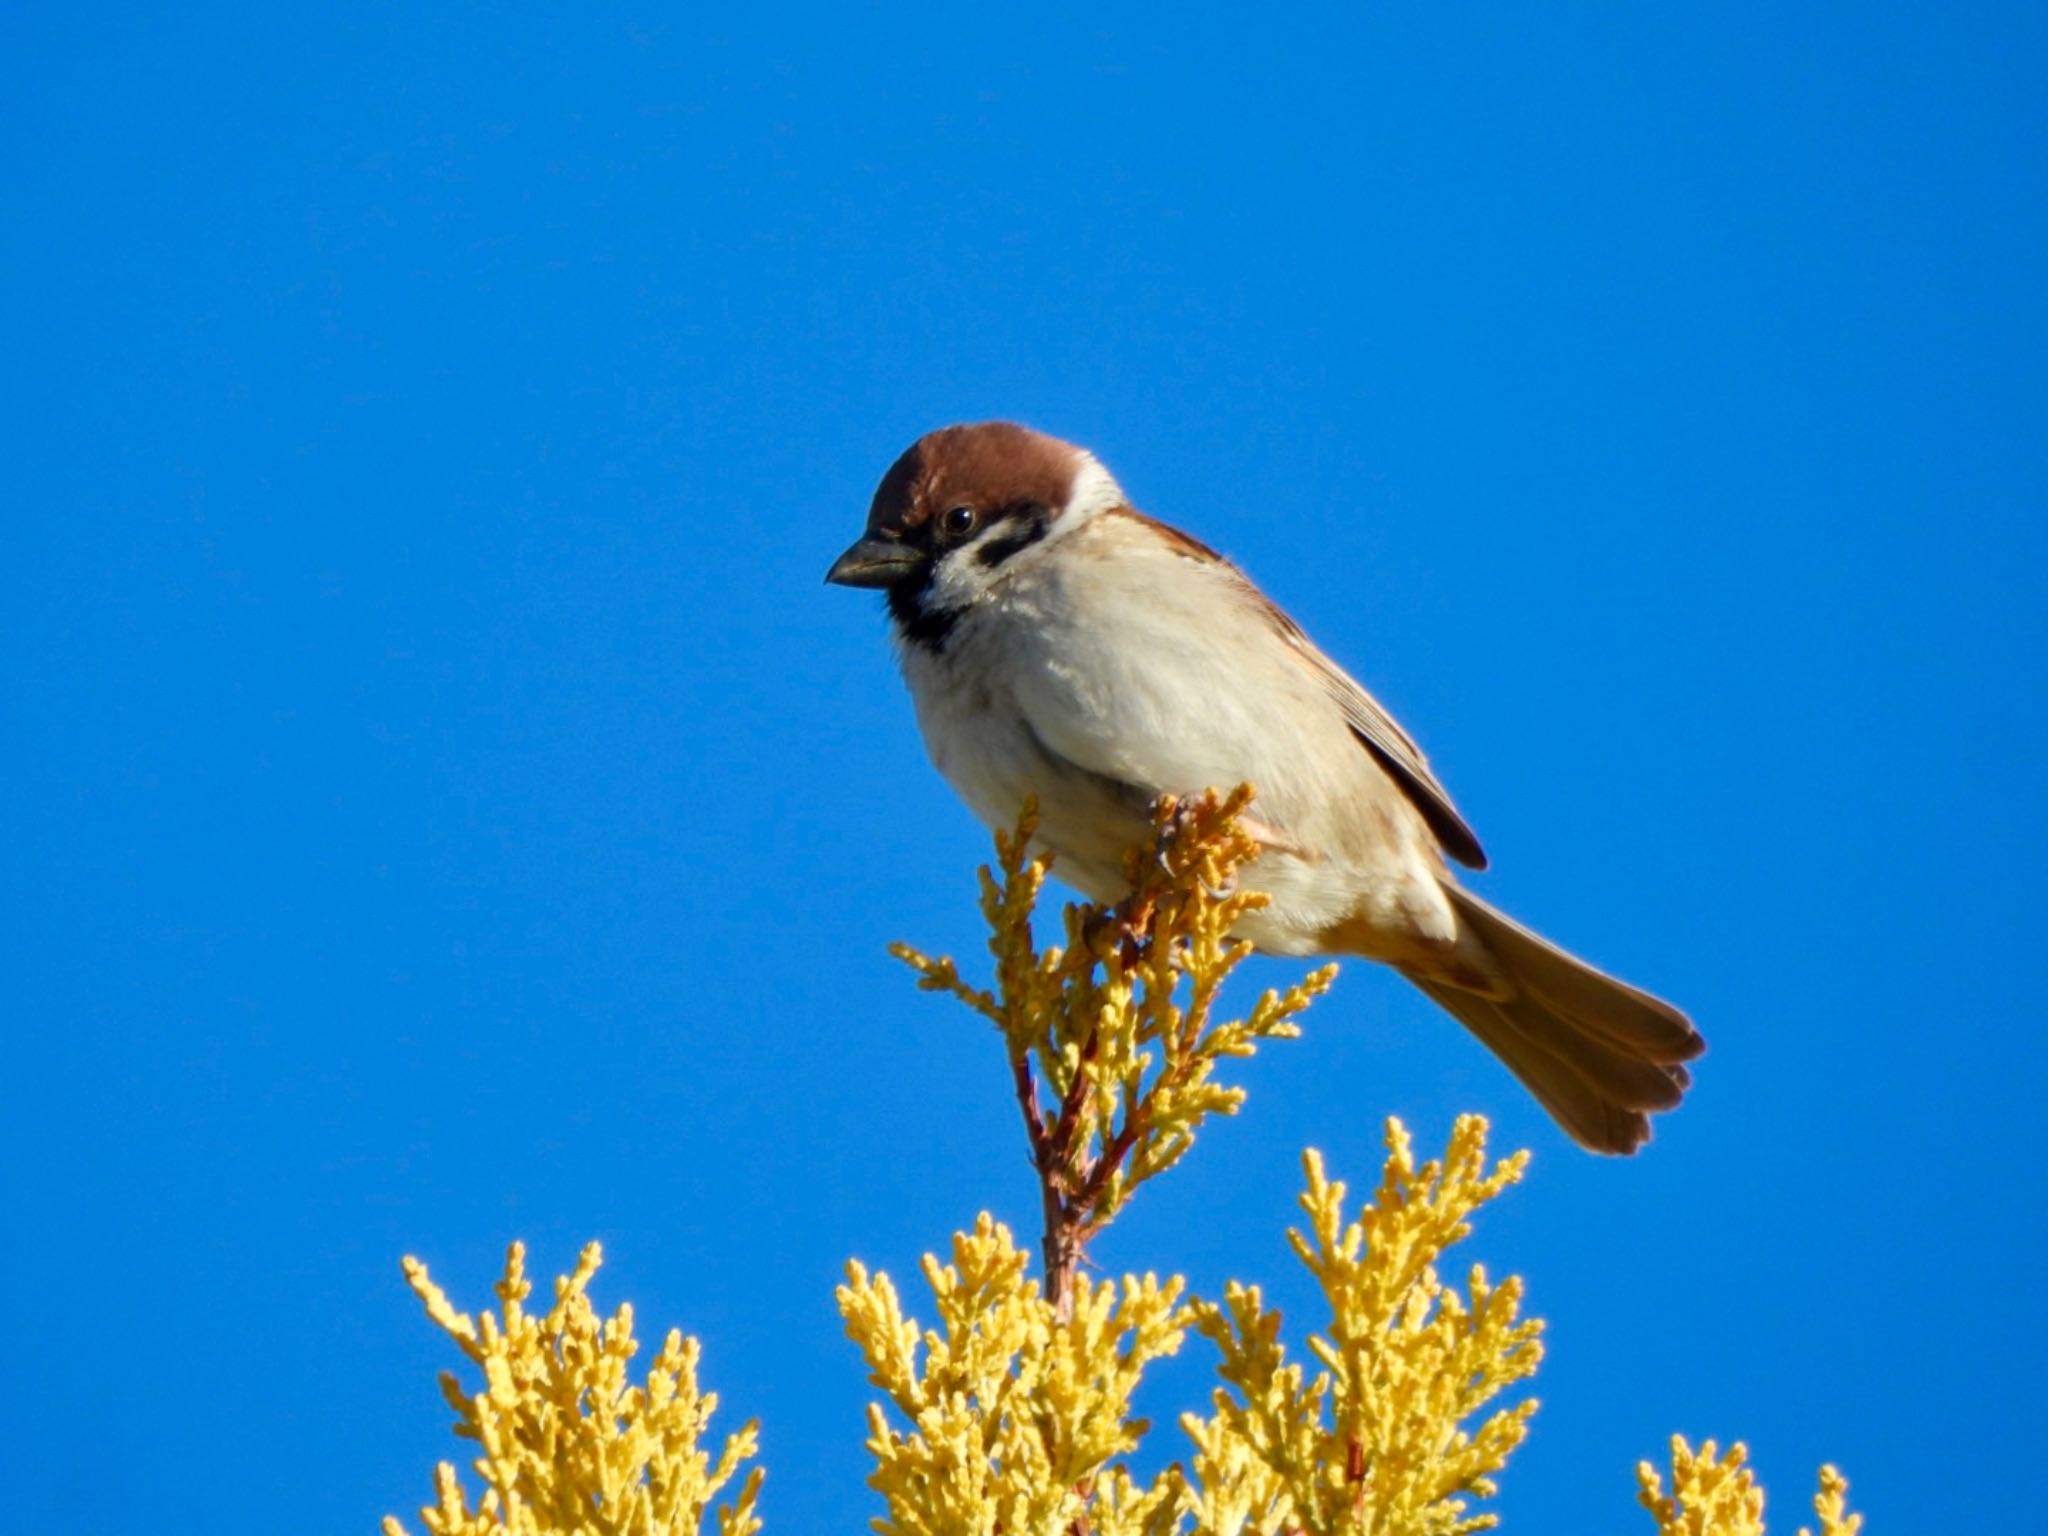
[
  {"xmin": 382, "ymin": 788, "xmax": 1863, "ymax": 1536},
  {"xmin": 382, "ymin": 1242, "xmax": 762, "ymax": 1536},
  {"xmin": 837, "ymin": 1215, "xmax": 1187, "ymax": 1536},
  {"xmin": 1637, "ymin": 1440, "xmax": 1863, "ymax": 1536},
  {"xmin": 857, "ymin": 790, "xmax": 1539, "ymax": 1535},
  {"xmin": 1186, "ymin": 1125, "xmax": 1542, "ymax": 1536},
  {"xmin": 838, "ymin": 1118, "xmax": 1539, "ymax": 1536},
  {"xmin": 1805, "ymin": 1466, "xmax": 1865, "ymax": 1536},
  {"xmin": 889, "ymin": 787, "xmax": 1331, "ymax": 1308}
]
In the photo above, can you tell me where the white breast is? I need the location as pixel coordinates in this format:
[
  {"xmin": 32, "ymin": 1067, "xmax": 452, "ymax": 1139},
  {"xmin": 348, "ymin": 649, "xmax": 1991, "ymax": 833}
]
[{"xmin": 898, "ymin": 513, "xmax": 1454, "ymax": 954}]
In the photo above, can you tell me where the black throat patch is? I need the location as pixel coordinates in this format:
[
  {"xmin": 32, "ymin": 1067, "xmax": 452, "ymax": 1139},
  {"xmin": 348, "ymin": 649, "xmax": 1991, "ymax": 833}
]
[{"xmin": 886, "ymin": 563, "xmax": 959, "ymax": 652}]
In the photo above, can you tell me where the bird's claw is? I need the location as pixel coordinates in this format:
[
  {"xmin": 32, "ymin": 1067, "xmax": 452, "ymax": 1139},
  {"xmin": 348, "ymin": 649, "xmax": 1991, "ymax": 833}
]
[{"xmin": 1083, "ymin": 896, "xmax": 1158, "ymax": 970}]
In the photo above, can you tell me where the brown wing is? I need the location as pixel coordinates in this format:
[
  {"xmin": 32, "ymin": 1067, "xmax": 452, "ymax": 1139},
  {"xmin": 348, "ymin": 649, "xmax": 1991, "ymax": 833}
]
[
  {"xmin": 1275, "ymin": 612, "xmax": 1488, "ymax": 868},
  {"xmin": 1277, "ymin": 618, "xmax": 1490, "ymax": 872},
  {"xmin": 1112, "ymin": 507, "xmax": 1488, "ymax": 869}
]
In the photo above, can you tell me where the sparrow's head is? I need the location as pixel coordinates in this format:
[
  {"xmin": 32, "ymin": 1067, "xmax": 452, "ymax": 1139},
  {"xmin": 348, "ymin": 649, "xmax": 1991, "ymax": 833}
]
[{"xmin": 825, "ymin": 422, "xmax": 1126, "ymax": 647}]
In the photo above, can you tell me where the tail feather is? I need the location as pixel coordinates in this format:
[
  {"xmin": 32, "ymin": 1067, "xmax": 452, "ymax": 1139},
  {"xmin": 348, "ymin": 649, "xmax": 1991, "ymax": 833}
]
[
  {"xmin": 1402, "ymin": 887, "xmax": 1704, "ymax": 1156},
  {"xmin": 1411, "ymin": 979, "xmax": 1657, "ymax": 1154},
  {"xmin": 1439, "ymin": 884, "xmax": 1700, "ymax": 1064}
]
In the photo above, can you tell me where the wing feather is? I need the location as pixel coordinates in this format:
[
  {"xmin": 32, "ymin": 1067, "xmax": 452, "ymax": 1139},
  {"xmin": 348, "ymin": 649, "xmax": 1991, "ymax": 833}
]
[
  {"xmin": 1273, "ymin": 611, "xmax": 1488, "ymax": 868},
  {"xmin": 1067, "ymin": 508, "xmax": 1488, "ymax": 869}
]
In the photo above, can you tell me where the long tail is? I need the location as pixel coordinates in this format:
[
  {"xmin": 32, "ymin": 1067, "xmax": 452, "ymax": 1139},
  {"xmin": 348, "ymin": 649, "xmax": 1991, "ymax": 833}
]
[{"xmin": 1402, "ymin": 885, "xmax": 1704, "ymax": 1155}]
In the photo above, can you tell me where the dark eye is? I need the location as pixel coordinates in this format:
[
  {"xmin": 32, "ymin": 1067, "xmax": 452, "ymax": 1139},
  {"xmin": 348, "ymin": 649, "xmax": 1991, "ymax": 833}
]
[{"xmin": 941, "ymin": 505, "xmax": 978, "ymax": 538}]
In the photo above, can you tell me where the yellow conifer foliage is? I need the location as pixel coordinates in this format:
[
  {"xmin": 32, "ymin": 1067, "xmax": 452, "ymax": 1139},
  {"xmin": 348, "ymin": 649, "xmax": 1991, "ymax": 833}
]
[
  {"xmin": 839, "ymin": 1117, "xmax": 1545, "ymax": 1536},
  {"xmin": 1637, "ymin": 1439, "xmax": 1863, "ymax": 1536},
  {"xmin": 382, "ymin": 791, "xmax": 1865, "ymax": 1536},
  {"xmin": 383, "ymin": 1242, "xmax": 763, "ymax": 1536},
  {"xmin": 837, "ymin": 1214, "xmax": 1187, "ymax": 1536},
  {"xmin": 1186, "ymin": 1119, "xmax": 1542, "ymax": 1536},
  {"xmin": 890, "ymin": 788, "xmax": 1331, "ymax": 1306}
]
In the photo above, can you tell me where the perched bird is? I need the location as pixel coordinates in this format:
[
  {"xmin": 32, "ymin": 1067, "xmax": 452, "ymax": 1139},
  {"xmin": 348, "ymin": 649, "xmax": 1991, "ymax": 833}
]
[{"xmin": 826, "ymin": 422, "xmax": 1702, "ymax": 1153}]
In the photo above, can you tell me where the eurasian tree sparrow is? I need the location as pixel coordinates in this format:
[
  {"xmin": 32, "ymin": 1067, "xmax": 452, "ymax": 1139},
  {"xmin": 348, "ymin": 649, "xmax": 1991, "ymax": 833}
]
[{"xmin": 827, "ymin": 422, "xmax": 1702, "ymax": 1153}]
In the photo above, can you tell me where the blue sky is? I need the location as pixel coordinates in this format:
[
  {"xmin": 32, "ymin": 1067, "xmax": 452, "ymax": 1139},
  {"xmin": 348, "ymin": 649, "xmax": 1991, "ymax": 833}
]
[{"xmin": 4, "ymin": 4, "xmax": 2042, "ymax": 1530}]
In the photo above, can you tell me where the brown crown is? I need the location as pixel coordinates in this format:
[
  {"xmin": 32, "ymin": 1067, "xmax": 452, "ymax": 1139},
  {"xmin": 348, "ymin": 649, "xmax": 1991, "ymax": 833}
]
[{"xmin": 867, "ymin": 422, "xmax": 1086, "ymax": 535}]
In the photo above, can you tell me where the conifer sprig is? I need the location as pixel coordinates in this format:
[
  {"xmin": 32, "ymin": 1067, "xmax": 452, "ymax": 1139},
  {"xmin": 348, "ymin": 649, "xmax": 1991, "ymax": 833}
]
[{"xmin": 890, "ymin": 786, "xmax": 1333, "ymax": 1311}]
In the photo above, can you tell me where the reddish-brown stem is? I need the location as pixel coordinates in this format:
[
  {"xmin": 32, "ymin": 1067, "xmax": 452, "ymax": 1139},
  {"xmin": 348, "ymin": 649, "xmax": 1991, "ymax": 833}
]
[
  {"xmin": 1012, "ymin": 1046, "xmax": 1082, "ymax": 1317},
  {"xmin": 1043, "ymin": 1223, "xmax": 1082, "ymax": 1319},
  {"xmin": 1044, "ymin": 1027, "xmax": 1100, "ymax": 1174},
  {"xmin": 1024, "ymin": 818, "xmax": 1224, "ymax": 1319},
  {"xmin": 1010, "ymin": 1048, "xmax": 1048, "ymax": 1153},
  {"xmin": 1069, "ymin": 998, "xmax": 1212, "ymax": 1223}
]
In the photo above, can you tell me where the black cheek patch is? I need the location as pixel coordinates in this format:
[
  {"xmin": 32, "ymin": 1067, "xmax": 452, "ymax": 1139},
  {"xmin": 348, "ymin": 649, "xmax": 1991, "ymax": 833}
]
[{"xmin": 973, "ymin": 505, "xmax": 1050, "ymax": 570}]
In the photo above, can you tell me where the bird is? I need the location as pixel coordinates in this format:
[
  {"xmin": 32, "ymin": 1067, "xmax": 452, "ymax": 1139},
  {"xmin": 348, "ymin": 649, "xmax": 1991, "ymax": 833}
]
[{"xmin": 825, "ymin": 421, "xmax": 1703, "ymax": 1154}]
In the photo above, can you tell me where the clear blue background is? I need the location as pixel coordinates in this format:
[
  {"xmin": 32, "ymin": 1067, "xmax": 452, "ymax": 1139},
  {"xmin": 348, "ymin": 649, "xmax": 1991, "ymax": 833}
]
[{"xmin": 5, "ymin": 5, "xmax": 2041, "ymax": 1530}]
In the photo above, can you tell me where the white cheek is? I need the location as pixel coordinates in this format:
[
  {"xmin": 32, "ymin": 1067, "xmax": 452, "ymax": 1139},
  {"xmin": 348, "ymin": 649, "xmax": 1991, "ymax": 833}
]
[
  {"xmin": 922, "ymin": 456, "xmax": 1128, "ymax": 612},
  {"xmin": 926, "ymin": 549, "xmax": 995, "ymax": 610}
]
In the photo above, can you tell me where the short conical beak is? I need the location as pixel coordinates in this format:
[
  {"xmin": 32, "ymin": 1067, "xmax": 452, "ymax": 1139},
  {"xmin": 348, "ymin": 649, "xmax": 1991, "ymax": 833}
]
[{"xmin": 825, "ymin": 535, "xmax": 924, "ymax": 589}]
